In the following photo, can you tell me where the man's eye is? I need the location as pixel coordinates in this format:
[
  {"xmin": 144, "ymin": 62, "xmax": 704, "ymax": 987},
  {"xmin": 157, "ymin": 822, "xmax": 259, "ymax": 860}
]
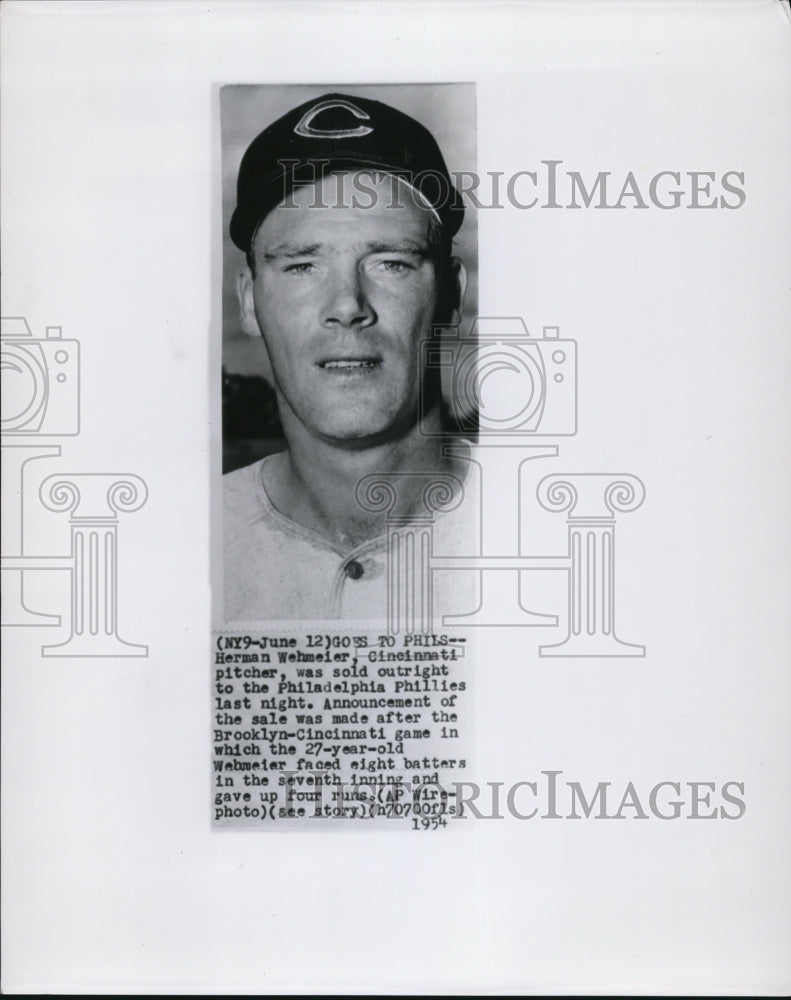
[
  {"xmin": 375, "ymin": 259, "xmax": 414, "ymax": 273},
  {"xmin": 282, "ymin": 262, "xmax": 315, "ymax": 275}
]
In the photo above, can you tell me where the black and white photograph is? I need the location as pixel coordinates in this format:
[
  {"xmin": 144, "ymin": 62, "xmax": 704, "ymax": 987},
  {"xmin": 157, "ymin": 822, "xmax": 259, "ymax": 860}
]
[
  {"xmin": 219, "ymin": 83, "xmax": 481, "ymax": 625},
  {"xmin": 2, "ymin": 0, "xmax": 790, "ymax": 994}
]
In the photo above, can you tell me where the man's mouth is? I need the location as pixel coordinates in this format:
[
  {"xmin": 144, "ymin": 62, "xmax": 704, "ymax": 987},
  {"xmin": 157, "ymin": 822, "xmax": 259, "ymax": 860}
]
[{"xmin": 317, "ymin": 357, "xmax": 381, "ymax": 371}]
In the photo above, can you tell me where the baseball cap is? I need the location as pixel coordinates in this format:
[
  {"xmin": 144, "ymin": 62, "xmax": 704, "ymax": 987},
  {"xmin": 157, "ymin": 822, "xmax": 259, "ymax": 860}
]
[{"xmin": 230, "ymin": 92, "xmax": 466, "ymax": 253}]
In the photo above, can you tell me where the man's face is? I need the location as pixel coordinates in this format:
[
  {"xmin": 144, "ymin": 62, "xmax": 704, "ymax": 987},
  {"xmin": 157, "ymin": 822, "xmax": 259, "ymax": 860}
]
[{"xmin": 238, "ymin": 171, "xmax": 462, "ymax": 446}]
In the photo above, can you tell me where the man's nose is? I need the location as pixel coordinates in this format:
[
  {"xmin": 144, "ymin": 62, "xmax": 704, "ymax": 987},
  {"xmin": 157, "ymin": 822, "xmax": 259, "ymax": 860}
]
[{"xmin": 320, "ymin": 264, "xmax": 376, "ymax": 329}]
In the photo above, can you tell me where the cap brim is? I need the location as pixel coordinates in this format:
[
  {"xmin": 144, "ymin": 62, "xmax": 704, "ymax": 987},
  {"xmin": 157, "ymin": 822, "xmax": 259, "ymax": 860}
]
[{"xmin": 230, "ymin": 156, "xmax": 464, "ymax": 252}]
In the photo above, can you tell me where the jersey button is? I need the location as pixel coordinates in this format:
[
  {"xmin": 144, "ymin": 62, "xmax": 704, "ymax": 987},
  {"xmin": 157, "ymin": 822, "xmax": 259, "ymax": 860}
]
[{"xmin": 345, "ymin": 559, "xmax": 364, "ymax": 580}]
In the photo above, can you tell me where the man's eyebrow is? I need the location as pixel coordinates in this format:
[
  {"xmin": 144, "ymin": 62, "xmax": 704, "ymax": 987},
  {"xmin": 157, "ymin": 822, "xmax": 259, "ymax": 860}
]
[
  {"xmin": 258, "ymin": 238, "xmax": 431, "ymax": 262},
  {"xmin": 259, "ymin": 243, "xmax": 323, "ymax": 262},
  {"xmin": 364, "ymin": 239, "xmax": 431, "ymax": 256}
]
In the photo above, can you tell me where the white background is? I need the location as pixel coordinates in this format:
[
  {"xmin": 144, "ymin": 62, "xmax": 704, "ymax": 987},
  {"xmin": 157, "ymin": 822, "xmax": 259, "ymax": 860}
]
[{"xmin": 2, "ymin": 0, "xmax": 790, "ymax": 993}]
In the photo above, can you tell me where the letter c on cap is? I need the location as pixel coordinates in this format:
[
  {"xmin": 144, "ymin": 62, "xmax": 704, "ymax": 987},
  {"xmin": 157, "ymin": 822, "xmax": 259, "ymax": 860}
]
[{"xmin": 294, "ymin": 99, "xmax": 374, "ymax": 139}]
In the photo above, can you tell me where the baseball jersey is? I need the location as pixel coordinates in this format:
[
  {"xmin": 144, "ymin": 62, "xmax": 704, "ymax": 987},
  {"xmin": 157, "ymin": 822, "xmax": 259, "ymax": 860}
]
[{"xmin": 223, "ymin": 450, "xmax": 481, "ymax": 624}]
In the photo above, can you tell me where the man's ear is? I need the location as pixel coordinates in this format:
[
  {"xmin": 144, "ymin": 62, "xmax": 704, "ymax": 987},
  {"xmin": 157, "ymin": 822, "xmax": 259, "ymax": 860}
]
[
  {"xmin": 237, "ymin": 265, "xmax": 261, "ymax": 338},
  {"xmin": 236, "ymin": 263, "xmax": 276, "ymax": 384},
  {"xmin": 447, "ymin": 257, "xmax": 468, "ymax": 325}
]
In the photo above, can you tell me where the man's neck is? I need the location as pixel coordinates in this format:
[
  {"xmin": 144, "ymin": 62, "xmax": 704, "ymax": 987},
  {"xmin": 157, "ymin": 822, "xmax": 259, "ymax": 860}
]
[{"xmin": 262, "ymin": 414, "xmax": 463, "ymax": 551}]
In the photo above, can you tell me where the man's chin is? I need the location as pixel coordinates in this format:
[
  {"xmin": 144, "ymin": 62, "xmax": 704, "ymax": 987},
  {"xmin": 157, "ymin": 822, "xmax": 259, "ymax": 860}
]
[
  {"xmin": 316, "ymin": 425, "xmax": 402, "ymax": 450},
  {"xmin": 310, "ymin": 411, "xmax": 418, "ymax": 450}
]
